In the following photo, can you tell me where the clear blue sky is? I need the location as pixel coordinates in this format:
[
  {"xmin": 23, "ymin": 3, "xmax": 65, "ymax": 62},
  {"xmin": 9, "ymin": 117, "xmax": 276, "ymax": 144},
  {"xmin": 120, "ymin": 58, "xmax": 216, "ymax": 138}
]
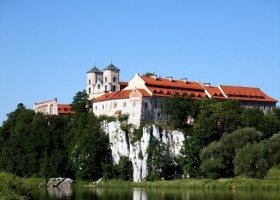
[{"xmin": 1, "ymin": 0, "xmax": 279, "ymax": 125}]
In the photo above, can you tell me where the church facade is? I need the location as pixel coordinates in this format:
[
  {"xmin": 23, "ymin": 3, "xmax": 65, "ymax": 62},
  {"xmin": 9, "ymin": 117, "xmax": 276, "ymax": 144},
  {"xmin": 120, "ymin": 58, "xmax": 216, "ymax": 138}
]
[{"xmin": 89, "ymin": 64, "xmax": 278, "ymax": 127}]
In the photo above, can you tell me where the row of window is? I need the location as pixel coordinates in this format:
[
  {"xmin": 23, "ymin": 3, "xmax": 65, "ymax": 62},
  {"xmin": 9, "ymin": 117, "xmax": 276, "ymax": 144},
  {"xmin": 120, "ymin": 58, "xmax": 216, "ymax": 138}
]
[
  {"xmin": 88, "ymin": 85, "xmax": 117, "ymax": 94},
  {"xmin": 88, "ymin": 77, "xmax": 118, "ymax": 85},
  {"xmin": 94, "ymin": 101, "xmax": 163, "ymax": 110}
]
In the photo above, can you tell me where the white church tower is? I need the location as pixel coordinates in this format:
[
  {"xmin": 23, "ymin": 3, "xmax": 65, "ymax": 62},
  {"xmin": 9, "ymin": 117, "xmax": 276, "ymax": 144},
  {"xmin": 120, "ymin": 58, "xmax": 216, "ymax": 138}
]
[
  {"xmin": 86, "ymin": 63, "xmax": 121, "ymax": 100},
  {"xmin": 86, "ymin": 66, "xmax": 103, "ymax": 100},
  {"xmin": 103, "ymin": 63, "xmax": 120, "ymax": 92}
]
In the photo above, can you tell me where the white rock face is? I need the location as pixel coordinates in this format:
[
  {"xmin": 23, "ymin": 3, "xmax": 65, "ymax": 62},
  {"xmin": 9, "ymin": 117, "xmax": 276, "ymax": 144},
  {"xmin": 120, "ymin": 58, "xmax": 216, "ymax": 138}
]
[{"xmin": 103, "ymin": 121, "xmax": 185, "ymax": 182}]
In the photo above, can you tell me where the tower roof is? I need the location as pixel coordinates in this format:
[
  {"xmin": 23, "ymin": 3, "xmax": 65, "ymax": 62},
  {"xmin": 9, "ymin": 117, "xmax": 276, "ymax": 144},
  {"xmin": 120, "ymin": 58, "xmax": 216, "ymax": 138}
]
[
  {"xmin": 103, "ymin": 63, "xmax": 120, "ymax": 71},
  {"xmin": 87, "ymin": 66, "xmax": 103, "ymax": 73}
]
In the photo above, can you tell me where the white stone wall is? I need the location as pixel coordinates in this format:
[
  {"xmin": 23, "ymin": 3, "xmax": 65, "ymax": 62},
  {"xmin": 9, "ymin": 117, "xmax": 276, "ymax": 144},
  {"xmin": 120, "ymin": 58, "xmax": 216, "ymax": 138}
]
[
  {"xmin": 93, "ymin": 97, "xmax": 143, "ymax": 127},
  {"xmin": 34, "ymin": 99, "xmax": 58, "ymax": 115}
]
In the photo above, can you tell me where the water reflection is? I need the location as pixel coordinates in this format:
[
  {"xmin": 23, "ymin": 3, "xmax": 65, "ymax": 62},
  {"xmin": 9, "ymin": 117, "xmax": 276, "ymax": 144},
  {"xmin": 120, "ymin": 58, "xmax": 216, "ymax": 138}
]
[
  {"xmin": 47, "ymin": 187, "xmax": 73, "ymax": 200},
  {"xmin": 31, "ymin": 187, "xmax": 280, "ymax": 200}
]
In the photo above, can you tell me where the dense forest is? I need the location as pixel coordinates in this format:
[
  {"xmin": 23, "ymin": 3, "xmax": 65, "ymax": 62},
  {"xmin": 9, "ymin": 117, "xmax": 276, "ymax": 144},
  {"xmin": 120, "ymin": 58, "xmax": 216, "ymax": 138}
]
[{"xmin": 0, "ymin": 91, "xmax": 280, "ymax": 181}]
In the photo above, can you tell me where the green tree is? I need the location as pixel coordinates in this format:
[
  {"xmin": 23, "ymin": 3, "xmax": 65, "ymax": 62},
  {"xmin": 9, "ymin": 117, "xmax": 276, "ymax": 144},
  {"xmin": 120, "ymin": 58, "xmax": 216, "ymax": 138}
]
[
  {"xmin": 258, "ymin": 113, "xmax": 280, "ymax": 139},
  {"xmin": 234, "ymin": 142, "xmax": 270, "ymax": 178},
  {"xmin": 241, "ymin": 108, "xmax": 264, "ymax": 129},
  {"xmin": 163, "ymin": 93, "xmax": 198, "ymax": 130},
  {"xmin": 113, "ymin": 156, "xmax": 133, "ymax": 181},
  {"xmin": 69, "ymin": 113, "xmax": 111, "ymax": 180},
  {"xmin": 71, "ymin": 90, "xmax": 91, "ymax": 113},
  {"xmin": 200, "ymin": 128, "xmax": 262, "ymax": 178},
  {"xmin": 267, "ymin": 133, "xmax": 280, "ymax": 166},
  {"xmin": 142, "ymin": 72, "xmax": 156, "ymax": 77}
]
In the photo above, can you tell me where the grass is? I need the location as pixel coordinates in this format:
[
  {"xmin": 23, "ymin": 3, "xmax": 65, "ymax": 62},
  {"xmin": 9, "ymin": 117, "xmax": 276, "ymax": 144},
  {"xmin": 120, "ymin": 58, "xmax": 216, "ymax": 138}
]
[
  {"xmin": 92, "ymin": 178, "xmax": 280, "ymax": 191},
  {"xmin": 0, "ymin": 172, "xmax": 33, "ymax": 200}
]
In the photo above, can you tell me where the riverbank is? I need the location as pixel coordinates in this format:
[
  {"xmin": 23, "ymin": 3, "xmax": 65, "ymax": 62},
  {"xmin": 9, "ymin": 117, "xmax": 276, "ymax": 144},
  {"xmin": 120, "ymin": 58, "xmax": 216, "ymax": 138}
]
[{"xmin": 88, "ymin": 178, "xmax": 280, "ymax": 191}]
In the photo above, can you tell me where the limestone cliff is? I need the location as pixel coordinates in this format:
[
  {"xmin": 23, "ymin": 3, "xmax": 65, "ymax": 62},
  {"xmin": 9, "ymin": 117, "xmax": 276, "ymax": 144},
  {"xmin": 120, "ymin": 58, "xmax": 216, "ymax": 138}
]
[{"xmin": 102, "ymin": 121, "xmax": 185, "ymax": 182}]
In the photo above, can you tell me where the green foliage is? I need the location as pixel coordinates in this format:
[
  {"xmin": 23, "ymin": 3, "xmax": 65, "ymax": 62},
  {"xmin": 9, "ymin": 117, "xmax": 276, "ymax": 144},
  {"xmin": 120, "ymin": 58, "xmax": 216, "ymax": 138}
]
[
  {"xmin": 267, "ymin": 133, "xmax": 280, "ymax": 165},
  {"xmin": 147, "ymin": 139, "xmax": 175, "ymax": 180},
  {"xmin": 234, "ymin": 142, "xmax": 270, "ymax": 178},
  {"xmin": 99, "ymin": 115, "xmax": 117, "ymax": 122},
  {"xmin": 258, "ymin": 113, "xmax": 280, "ymax": 139},
  {"xmin": 120, "ymin": 123, "xmax": 131, "ymax": 133},
  {"xmin": 162, "ymin": 93, "xmax": 198, "ymax": 130},
  {"xmin": 113, "ymin": 156, "xmax": 133, "ymax": 181},
  {"xmin": 200, "ymin": 128, "xmax": 262, "ymax": 179},
  {"xmin": 0, "ymin": 172, "xmax": 32, "ymax": 199},
  {"xmin": 69, "ymin": 113, "xmax": 111, "ymax": 180},
  {"xmin": 118, "ymin": 114, "xmax": 129, "ymax": 122},
  {"xmin": 131, "ymin": 123, "xmax": 148, "ymax": 144},
  {"xmin": 142, "ymin": 72, "xmax": 156, "ymax": 77},
  {"xmin": 71, "ymin": 90, "xmax": 91, "ymax": 113},
  {"xmin": 182, "ymin": 99, "xmax": 242, "ymax": 178}
]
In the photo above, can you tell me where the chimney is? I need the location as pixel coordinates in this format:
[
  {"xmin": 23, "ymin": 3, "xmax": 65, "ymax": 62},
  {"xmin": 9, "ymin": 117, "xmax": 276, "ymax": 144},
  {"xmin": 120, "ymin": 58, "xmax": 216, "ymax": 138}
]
[
  {"xmin": 203, "ymin": 83, "xmax": 211, "ymax": 87},
  {"xmin": 150, "ymin": 75, "xmax": 157, "ymax": 80},
  {"xmin": 180, "ymin": 78, "xmax": 188, "ymax": 83},
  {"xmin": 165, "ymin": 76, "xmax": 173, "ymax": 81}
]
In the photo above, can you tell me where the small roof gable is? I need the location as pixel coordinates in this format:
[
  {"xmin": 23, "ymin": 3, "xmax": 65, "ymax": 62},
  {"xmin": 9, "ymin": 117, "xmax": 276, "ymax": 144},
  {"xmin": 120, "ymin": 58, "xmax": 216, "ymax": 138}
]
[
  {"xmin": 58, "ymin": 104, "xmax": 75, "ymax": 114},
  {"xmin": 87, "ymin": 66, "xmax": 103, "ymax": 73},
  {"xmin": 103, "ymin": 63, "xmax": 120, "ymax": 71}
]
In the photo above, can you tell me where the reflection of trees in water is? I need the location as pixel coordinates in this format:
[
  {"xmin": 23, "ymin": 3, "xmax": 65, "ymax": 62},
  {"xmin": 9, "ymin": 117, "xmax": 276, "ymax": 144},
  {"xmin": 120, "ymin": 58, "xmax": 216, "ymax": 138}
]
[{"xmin": 48, "ymin": 187, "xmax": 73, "ymax": 200}]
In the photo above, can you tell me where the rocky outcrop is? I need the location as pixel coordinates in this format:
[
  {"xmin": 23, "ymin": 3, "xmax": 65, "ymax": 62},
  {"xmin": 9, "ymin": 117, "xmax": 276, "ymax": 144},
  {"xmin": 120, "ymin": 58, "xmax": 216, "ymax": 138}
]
[
  {"xmin": 103, "ymin": 121, "xmax": 185, "ymax": 182},
  {"xmin": 47, "ymin": 178, "xmax": 73, "ymax": 187}
]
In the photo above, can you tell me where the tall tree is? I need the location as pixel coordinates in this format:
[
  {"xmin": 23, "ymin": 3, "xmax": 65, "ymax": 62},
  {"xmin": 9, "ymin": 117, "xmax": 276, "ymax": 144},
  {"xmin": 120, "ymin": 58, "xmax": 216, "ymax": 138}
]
[{"xmin": 71, "ymin": 90, "xmax": 91, "ymax": 113}]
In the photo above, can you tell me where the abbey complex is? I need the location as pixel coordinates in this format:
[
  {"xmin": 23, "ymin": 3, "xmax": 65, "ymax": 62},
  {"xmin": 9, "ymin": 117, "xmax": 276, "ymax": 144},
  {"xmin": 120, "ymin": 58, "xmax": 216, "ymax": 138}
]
[{"xmin": 34, "ymin": 64, "xmax": 278, "ymax": 127}]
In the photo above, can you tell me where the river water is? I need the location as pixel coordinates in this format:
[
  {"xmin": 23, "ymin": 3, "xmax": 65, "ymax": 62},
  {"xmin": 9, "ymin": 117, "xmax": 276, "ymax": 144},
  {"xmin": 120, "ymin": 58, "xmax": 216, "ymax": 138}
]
[{"xmin": 31, "ymin": 187, "xmax": 280, "ymax": 200}]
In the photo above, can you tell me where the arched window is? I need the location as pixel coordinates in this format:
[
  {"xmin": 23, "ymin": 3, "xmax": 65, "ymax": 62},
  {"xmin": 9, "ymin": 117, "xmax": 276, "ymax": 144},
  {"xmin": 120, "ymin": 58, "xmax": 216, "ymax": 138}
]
[
  {"xmin": 89, "ymin": 80, "xmax": 91, "ymax": 84},
  {"xmin": 105, "ymin": 77, "xmax": 107, "ymax": 82},
  {"xmin": 89, "ymin": 87, "xmax": 91, "ymax": 94},
  {"xmin": 113, "ymin": 77, "xmax": 116, "ymax": 82}
]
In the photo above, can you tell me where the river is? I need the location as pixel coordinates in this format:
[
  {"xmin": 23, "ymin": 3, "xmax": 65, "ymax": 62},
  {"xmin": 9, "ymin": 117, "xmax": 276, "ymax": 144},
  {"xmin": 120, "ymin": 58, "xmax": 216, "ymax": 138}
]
[{"xmin": 31, "ymin": 187, "xmax": 280, "ymax": 200}]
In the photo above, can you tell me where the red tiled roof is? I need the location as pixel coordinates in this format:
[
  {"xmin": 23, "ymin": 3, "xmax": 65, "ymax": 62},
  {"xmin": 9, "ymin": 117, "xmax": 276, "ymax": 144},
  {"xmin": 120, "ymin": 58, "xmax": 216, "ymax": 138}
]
[
  {"xmin": 93, "ymin": 89, "xmax": 151, "ymax": 102},
  {"xmin": 141, "ymin": 76, "xmax": 204, "ymax": 90},
  {"xmin": 204, "ymin": 86, "xmax": 226, "ymax": 100},
  {"xmin": 219, "ymin": 85, "xmax": 278, "ymax": 103},
  {"xmin": 147, "ymin": 86, "xmax": 206, "ymax": 99},
  {"xmin": 119, "ymin": 81, "xmax": 128, "ymax": 90},
  {"xmin": 58, "ymin": 104, "xmax": 75, "ymax": 114}
]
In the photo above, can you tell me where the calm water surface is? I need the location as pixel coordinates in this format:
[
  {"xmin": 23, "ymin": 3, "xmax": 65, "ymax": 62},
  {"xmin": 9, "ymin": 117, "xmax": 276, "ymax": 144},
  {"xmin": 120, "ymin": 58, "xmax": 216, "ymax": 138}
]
[{"xmin": 31, "ymin": 187, "xmax": 280, "ymax": 200}]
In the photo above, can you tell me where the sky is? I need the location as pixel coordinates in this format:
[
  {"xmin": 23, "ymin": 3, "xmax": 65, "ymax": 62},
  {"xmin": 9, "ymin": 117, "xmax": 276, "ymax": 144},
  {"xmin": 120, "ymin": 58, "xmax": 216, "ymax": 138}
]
[{"xmin": 0, "ymin": 0, "xmax": 279, "ymax": 125}]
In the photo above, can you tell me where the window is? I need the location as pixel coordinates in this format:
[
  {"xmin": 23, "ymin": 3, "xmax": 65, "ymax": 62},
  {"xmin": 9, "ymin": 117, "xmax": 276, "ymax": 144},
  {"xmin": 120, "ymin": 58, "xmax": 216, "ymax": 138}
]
[
  {"xmin": 154, "ymin": 103, "xmax": 157, "ymax": 109},
  {"xmin": 98, "ymin": 84, "xmax": 100, "ymax": 89},
  {"xmin": 105, "ymin": 77, "xmax": 107, "ymax": 82},
  {"xmin": 89, "ymin": 80, "xmax": 91, "ymax": 84},
  {"xmin": 113, "ymin": 85, "xmax": 116, "ymax": 91},
  {"xmin": 102, "ymin": 105, "xmax": 104, "ymax": 109},
  {"xmin": 89, "ymin": 88, "xmax": 91, "ymax": 94},
  {"xmin": 114, "ymin": 102, "xmax": 117, "ymax": 108},
  {"xmin": 133, "ymin": 102, "xmax": 136, "ymax": 107},
  {"xmin": 145, "ymin": 102, "xmax": 148, "ymax": 108},
  {"xmin": 123, "ymin": 102, "xmax": 127, "ymax": 108},
  {"xmin": 105, "ymin": 86, "xmax": 107, "ymax": 91},
  {"xmin": 95, "ymin": 106, "xmax": 97, "ymax": 110},
  {"xmin": 113, "ymin": 77, "xmax": 116, "ymax": 82}
]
